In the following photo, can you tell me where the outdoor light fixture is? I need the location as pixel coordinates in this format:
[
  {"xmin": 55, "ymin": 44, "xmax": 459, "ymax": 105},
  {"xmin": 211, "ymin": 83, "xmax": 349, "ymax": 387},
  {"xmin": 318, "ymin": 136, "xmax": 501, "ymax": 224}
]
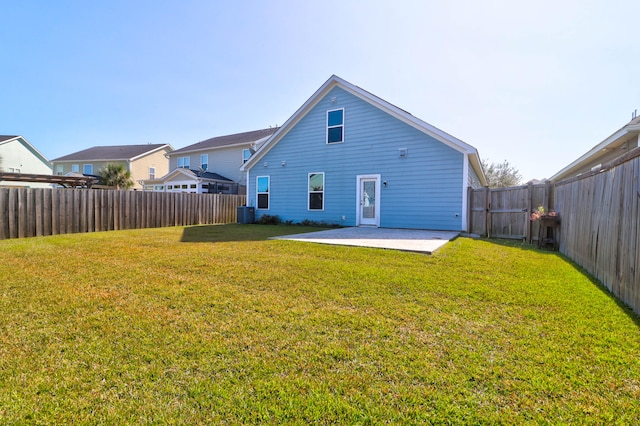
[
  {"xmin": 263, "ymin": 162, "xmax": 268, "ymax": 167},
  {"xmin": 281, "ymin": 160, "xmax": 287, "ymax": 167}
]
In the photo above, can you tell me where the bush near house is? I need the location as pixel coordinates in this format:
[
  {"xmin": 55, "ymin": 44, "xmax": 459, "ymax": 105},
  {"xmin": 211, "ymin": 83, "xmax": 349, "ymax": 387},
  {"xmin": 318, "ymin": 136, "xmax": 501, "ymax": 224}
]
[{"xmin": 0, "ymin": 225, "xmax": 639, "ymax": 424}]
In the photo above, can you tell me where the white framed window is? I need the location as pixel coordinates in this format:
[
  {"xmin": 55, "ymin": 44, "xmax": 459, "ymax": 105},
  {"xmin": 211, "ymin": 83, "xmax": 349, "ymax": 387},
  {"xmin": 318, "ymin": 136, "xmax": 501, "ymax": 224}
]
[
  {"xmin": 83, "ymin": 164, "xmax": 93, "ymax": 175},
  {"xmin": 242, "ymin": 149, "xmax": 252, "ymax": 164},
  {"xmin": 149, "ymin": 167, "xmax": 155, "ymax": 179},
  {"xmin": 200, "ymin": 154, "xmax": 208, "ymax": 171},
  {"xmin": 308, "ymin": 172, "xmax": 324, "ymax": 210},
  {"xmin": 56, "ymin": 165, "xmax": 63, "ymax": 175},
  {"xmin": 72, "ymin": 164, "xmax": 79, "ymax": 173},
  {"xmin": 327, "ymin": 108, "xmax": 344, "ymax": 144},
  {"xmin": 177, "ymin": 157, "xmax": 190, "ymax": 169},
  {"xmin": 256, "ymin": 176, "xmax": 270, "ymax": 210}
]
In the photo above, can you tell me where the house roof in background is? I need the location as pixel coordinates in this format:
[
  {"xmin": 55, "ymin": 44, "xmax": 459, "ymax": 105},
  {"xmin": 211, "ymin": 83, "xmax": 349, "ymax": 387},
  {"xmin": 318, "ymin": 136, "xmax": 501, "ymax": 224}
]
[
  {"xmin": 0, "ymin": 135, "xmax": 20, "ymax": 143},
  {"xmin": 170, "ymin": 128, "xmax": 279, "ymax": 155},
  {"xmin": 52, "ymin": 144, "xmax": 172, "ymax": 162},
  {"xmin": 550, "ymin": 115, "xmax": 640, "ymax": 181},
  {"xmin": 241, "ymin": 75, "xmax": 487, "ymax": 186}
]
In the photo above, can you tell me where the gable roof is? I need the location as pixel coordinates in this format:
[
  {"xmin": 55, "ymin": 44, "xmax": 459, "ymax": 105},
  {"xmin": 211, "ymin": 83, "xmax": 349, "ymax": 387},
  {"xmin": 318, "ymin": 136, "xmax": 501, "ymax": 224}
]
[
  {"xmin": 0, "ymin": 135, "xmax": 19, "ymax": 143},
  {"xmin": 550, "ymin": 116, "xmax": 640, "ymax": 182},
  {"xmin": 153, "ymin": 167, "xmax": 233, "ymax": 183},
  {"xmin": 241, "ymin": 75, "xmax": 486, "ymax": 185},
  {"xmin": 52, "ymin": 144, "xmax": 172, "ymax": 162},
  {"xmin": 0, "ymin": 135, "xmax": 51, "ymax": 167},
  {"xmin": 170, "ymin": 128, "xmax": 279, "ymax": 155}
]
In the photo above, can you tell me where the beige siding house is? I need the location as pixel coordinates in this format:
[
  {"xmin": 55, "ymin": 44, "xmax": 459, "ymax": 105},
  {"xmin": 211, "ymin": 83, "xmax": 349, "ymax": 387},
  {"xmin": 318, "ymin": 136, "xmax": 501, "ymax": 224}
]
[{"xmin": 51, "ymin": 144, "xmax": 173, "ymax": 190}]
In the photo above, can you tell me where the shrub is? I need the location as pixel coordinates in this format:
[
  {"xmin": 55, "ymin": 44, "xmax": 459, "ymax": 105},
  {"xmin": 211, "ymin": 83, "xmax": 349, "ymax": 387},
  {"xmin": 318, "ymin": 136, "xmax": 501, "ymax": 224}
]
[{"xmin": 256, "ymin": 214, "xmax": 281, "ymax": 225}]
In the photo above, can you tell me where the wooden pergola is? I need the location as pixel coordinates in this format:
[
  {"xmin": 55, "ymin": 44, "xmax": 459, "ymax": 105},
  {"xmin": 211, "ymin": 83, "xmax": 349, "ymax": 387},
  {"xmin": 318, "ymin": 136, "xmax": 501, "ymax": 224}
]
[{"xmin": 0, "ymin": 173, "xmax": 98, "ymax": 188}]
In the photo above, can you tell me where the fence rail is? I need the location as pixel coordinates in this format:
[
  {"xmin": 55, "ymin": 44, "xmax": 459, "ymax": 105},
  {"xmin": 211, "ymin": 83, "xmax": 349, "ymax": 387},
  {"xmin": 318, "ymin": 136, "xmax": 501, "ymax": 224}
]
[{"xmin": 0, "ymin": 188, "xmax": 246, "ymax": 240}]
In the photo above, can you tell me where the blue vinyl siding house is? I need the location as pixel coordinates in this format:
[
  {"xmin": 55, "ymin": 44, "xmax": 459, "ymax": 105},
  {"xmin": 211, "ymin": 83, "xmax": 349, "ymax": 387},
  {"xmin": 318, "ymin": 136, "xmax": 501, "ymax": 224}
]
[{"xmin": 242, "ymin": 75, "xmax": 486, "ymax": 231}]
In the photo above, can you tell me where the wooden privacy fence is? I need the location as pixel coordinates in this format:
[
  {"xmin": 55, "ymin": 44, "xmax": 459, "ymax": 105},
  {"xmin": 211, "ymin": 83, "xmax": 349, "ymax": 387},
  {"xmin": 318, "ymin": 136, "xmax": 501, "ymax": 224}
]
[
  {"xmin": 0, "ymin": 188, "xmax": 246, "ymax": 240},
  {"xmin": 469, "ymin": 147, "xmax": 640, "ymax": 315},
  {"xmin": 554, "ymin": 148, "xmax": 640, "ymax": 315},
  {"xmin": 468, "ymin": 183, "xmax": 552, "ymax": 242}
]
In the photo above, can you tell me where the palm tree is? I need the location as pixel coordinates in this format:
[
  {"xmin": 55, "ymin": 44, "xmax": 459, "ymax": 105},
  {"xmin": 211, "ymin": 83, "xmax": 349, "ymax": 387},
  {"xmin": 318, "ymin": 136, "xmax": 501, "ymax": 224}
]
[{"xmin": 98, "ymin": 163, "xmax": 134, "ymax": 190}]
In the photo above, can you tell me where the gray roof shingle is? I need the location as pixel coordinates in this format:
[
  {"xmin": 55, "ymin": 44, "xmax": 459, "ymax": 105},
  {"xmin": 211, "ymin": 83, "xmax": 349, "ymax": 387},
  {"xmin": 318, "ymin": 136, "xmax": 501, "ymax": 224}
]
[
  {"xmin": 52, "ymin": 144, "xmax": 169, "ymax": 162},
  {"xmin": 171, "ymin": 128, "xmax": 278, "ymax": 155},
  {"xmin": 0, "ymin": 135, "xmax": 19, "ymax": 143}
]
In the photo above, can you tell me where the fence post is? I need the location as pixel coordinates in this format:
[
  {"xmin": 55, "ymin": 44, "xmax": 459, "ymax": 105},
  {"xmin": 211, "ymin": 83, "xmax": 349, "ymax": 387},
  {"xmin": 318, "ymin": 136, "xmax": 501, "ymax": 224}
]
[
  {"xmin": 484, "ymin": 186, "xmax": 490, "ymax": 238},
  {"xmin": 527, "ymin": 182, "xmax": 533, "ymax": 244}
]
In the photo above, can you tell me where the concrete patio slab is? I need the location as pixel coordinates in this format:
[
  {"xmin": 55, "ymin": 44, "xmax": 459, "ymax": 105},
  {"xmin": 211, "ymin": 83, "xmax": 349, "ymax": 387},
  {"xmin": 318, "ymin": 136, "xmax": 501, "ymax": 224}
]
[{"xmin": 271, "ymin": 227, "xmax": 459, "ymax": 254}]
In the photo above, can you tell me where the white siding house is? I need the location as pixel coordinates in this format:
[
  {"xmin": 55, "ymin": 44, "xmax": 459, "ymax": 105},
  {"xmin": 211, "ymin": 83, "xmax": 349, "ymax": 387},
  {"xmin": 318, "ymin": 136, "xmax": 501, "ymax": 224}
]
[{"xmin": 0, "ymin": 135, "xmax": 52, "ymax": 188}]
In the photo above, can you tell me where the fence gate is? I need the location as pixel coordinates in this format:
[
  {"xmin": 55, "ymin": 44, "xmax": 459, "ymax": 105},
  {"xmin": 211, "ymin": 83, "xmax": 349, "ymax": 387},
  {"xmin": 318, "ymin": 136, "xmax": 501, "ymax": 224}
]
[{"xmin": 469, "ymin": 184, "xmax": 551, "ymax": 241}]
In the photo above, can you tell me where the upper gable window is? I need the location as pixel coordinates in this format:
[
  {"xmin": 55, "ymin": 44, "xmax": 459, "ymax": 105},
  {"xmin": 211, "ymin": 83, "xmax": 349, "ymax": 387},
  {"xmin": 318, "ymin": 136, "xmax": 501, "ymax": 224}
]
[
  {"xmin": 327, "ymin": 108, "xmax": 344, "ymax": 144},
  {"xmin": 177, "ymin": 157, "xmax": 190, "ymax": 169},
  {"xmin": 242, "ymin": 149, "xmax": 252, "ymax": 164}
]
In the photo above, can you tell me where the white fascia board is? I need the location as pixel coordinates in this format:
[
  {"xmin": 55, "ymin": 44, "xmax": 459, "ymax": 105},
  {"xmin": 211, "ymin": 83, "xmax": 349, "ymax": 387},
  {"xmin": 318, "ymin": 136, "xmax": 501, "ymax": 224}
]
[
  {"xmin": 242, "ymin": 75, "xmax": 483, "ymax": 173},
  {"xmin": 130, "ymin": 144, "xmax": 174, "ymax": 161},
  {"xmin": 242, "ymin": 76, "xmax": 341, "ymax": 171},
  {"xmin": 335, "ymin": 76, "xmax": 478, "ymax": 156},
  {"xmin": 155, "ymin": 167, "xmax": 196, "ymax": 181},
  {"xmin": 550, "ymin": 128, "xmax": 630, "ymax": 181},
  {"xmin": 9, "ymin": 136, "xmax": 52, "ymax": 167}
]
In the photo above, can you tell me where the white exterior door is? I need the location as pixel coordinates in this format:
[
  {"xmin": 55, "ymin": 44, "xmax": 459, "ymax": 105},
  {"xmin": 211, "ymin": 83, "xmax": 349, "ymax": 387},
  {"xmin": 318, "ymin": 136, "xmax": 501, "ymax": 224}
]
[{"xmin": 357, "ymin": 175, "xmax": 381, "ymax": 227}]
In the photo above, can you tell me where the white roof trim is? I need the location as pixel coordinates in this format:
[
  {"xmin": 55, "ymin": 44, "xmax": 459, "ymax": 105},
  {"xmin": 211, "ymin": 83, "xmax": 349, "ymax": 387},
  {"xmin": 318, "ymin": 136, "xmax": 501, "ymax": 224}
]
[
  {"xmin": 0, "ymin": 135, "xmax": 52, "ymax": 167},
  {"xmin": 550, "ymin": 125, "xmax": 638, "ymax": 181},
  {"xmin": 241, "ymin": 75, "xmax": 486, "ymax": 185},
  {"xmin": 130, "ymin": 144, "xmax": 173, "ymax": 161}
]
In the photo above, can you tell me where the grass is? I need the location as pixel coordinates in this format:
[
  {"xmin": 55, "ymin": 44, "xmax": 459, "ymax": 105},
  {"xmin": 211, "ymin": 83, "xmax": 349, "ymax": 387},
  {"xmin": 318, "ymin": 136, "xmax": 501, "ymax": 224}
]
[{"xmin": 1, "ymin": 224, "xmax": 639, "ymax": 424}]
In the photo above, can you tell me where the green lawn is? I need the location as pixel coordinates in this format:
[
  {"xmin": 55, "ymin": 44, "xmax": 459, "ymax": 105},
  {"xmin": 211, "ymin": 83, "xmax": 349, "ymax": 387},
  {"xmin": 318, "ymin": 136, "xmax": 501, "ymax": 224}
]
[{"xmin": 1, "ymin": 224, "xmax": 639, "ymax": 424}]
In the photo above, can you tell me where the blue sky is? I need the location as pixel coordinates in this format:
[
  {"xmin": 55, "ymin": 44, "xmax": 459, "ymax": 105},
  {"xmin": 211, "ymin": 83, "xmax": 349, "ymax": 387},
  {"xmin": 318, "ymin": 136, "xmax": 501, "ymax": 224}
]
[{"xmin": 2, "ymin": 0, "xmax": 639, "ymax": 181}]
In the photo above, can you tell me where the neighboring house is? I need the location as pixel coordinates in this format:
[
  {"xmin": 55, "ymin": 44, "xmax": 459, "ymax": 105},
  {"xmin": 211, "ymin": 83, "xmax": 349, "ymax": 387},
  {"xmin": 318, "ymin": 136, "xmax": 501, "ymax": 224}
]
[
  {"xmin": 142, "ymin": 128, "xmax": 277, "ymax": 194},
  {"xmin": 551, "ymin": 115, "xmax": 640, "ymax": 182},
  {"xmin": 51, "ymin": 144, "xmax": 173, "ymax": 190},
  {"xmin": 241, "ymin": 75, "xmax": 486, "ymax": 231},
  {"xmin": 0, "ymin": 135, "xmax": 53, "ymax": 188},
  {"xmin": 143, "ymin": 168, "xmax": 237, "ymax": 194}
]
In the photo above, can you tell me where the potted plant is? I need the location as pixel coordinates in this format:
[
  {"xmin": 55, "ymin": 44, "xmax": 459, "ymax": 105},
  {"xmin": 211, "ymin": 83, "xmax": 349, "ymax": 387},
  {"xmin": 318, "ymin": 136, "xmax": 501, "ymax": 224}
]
[{"xmin": 530, "ymin": 205, "xmax": 558, "ymax": 222}]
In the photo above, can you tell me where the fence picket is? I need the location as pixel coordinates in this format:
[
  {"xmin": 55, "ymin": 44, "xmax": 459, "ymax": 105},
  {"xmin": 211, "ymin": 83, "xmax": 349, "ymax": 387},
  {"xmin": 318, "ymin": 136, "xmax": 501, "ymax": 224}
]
[{"xmin": 0, "ymin": 189, "xmax": 245, "ymax": 241}]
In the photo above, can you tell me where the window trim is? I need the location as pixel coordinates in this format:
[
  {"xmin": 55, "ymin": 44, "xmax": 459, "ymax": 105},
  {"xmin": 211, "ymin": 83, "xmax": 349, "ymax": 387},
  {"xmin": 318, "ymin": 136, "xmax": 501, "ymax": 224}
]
[
  {"xmin": 308, "ymin": 172, "xmax": 325, "ymax": 211},
  {"xmin": 326, "ymin": 108, "xmax": 344, "ymax": 144},
  {"xmin": 256, "ymin": 175, "xmax": 270, "ymax": 210},
  {"xmin": 242, "ymin": 148, "xmax": 252, "ymax": 164},
  {"xmin": 149, "ymin": 167, "xmax": 155, "ymax": 179},
  {"xmin": 177, "ymin": 156, "xmax": 190, "ymax": 169},
  {"xmin": 200, "ymin": 154, "xmax": 208, "ymax": 171}
]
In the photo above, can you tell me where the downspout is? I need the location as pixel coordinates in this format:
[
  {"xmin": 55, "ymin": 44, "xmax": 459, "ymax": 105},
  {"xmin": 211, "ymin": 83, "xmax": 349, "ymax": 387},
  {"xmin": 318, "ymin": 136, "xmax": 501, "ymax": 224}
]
[{"xmin": 461, "ymin": 154, "xmax": 469, "ymax": 232}]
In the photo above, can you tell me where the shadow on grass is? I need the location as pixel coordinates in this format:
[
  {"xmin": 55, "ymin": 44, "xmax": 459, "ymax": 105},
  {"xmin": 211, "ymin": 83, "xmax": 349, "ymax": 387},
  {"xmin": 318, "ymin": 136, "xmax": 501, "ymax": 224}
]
[
  {"xmin": 483, "ymin": 237, "xmax": 640, "ymax": 328},
  {"xmin": 180, "ymin": 223, "xmax": 327, "ymax": 243}
]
